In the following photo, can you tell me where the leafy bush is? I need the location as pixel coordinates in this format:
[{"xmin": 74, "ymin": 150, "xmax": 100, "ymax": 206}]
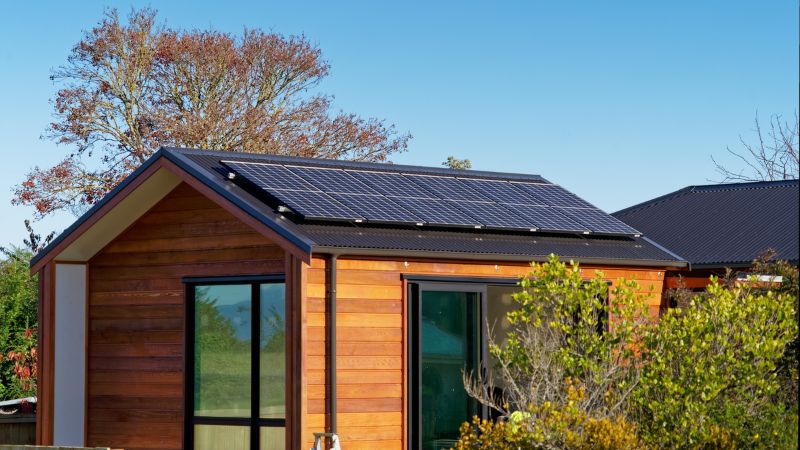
[
  {"xmin": 456, "ymin": 255, "xmax": 798, "ymax": 449},
  {"xmin": 635, "ymin": 277, "xmax": 797, "ymax": 448},
  {"xmin": 466, "ymin": 255, "xmax": 648, "ymax": 420},
  {"xmin": 0, "ymin": 248, "xmax": 39, "ymax": 400}
]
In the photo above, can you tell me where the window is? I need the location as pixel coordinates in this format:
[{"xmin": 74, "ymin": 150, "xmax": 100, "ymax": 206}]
[{"xmin": 185, "ymin": 277, "xmax": 286, "ymax": 450}]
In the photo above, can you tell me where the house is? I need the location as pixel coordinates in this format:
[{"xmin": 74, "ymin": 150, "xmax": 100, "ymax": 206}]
[
  {"xmin": 32, "ymin": 147, "xmax": 684, "ymax": 450},
  {"xmin": 613, "ymin": 180, "xmax": 799, "ymax": 292}
]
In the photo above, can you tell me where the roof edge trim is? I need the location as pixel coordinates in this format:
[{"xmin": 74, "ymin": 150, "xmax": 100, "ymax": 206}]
[
  {"xmin": 31, "ymin": 148, "xmax": 314, "ymax": 272},
  {"xmin": 312, "ymin": 245, "xmax": 688, "ymax": 268},
  {"xmin": 162, "ymin": 149, "xmax": 314, "ymax": 254},
  {"xmin": 30, "ymin": 148, "xmax": 169, "ymax": 270}
]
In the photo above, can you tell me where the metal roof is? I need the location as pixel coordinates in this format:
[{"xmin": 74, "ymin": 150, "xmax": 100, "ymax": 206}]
[
  {"xmin": 613, "ymin": 180, "xmax": 799, "ymax": 268},
  {"xmin": 32, "ymin": 147, "xmax": 685, "ymax": 267},
  {"xmin": 173, "ymin": 148, "xmax": 681, "ymax": 265}
]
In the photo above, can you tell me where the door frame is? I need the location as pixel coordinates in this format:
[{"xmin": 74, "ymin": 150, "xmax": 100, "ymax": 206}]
[{"xmin": 407, "ymin": 281, "xmax": 496, "ymax": 450}]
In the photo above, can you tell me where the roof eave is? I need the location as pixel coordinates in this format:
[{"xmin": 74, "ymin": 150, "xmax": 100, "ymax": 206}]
[
  {"xmin": 30, "ymin": 148, "xmax": 169, "ymax": 270},
  {"xmin": 31, "ymin": 148, "xmax": 314, "ymax": 272},
  {"xmin": 161, "ymin": 148, "xmax": 314, "ymax": 254},
  {"xmin": 311, "ymin": 245, "xmax": 688, "ymax": 268}
]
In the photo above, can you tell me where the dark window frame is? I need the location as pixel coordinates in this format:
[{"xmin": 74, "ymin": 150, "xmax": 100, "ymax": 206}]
[{"xmin": 184, "ymin": 274, "xmax": 286, "ymax": 450}]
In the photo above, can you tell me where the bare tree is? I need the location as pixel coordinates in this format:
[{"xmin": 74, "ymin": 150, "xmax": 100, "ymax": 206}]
[{"xmin": 712, "ymin": 113, "xmax": 799, "ymax": 182}]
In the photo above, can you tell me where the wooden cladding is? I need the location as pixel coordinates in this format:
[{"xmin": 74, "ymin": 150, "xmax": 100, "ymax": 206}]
[
  {"xmin": 74, "ymin": 181, "xmax": 669, "ymax": 450},
  {"xmin": 85, "ymin": 183, "xmax": 285, "ymax": 450},
  {"xmin": 302, "ymin": 256, "xmax": 666, "ymax": 450}
]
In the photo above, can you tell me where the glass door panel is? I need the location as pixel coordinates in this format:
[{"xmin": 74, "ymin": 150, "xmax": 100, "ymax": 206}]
[
  {"xmin": 194, "ymin": 285, "xmax": 252, "ymax": 417},
  {"xmin": 194, "ymin": 425, "xmax": 250, "ymax": 450},
  {"xmin": 260, "ymin": 283, "xmax": 286, "ymax": 419},
  {"xmin": 420, "ymin": 289, "xmax": 481, "ymax": 450}
]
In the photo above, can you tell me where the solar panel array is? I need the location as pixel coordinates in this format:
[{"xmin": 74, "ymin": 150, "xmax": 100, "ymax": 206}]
[{"xmin": 221, "ymin": 160, "xmax": 642, "ymax": 236}]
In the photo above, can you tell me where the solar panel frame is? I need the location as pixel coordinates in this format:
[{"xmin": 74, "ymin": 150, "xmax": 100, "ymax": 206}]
[
  {"xmin": 267, "ymin": 190, "xmax": 363, "ymax": 220},
  {"xmin": 346, "ymin": 170, "xmax": 436, "ymax": 199},
  {"xmin": 222, "ymin": 160, "xmax": 319, "ymax": 191},
  {"xmin": 459, "ymin": 178, "xmax": 548, "ymax": 206},
  {"xmin": 330, "ymin": 193, "xmax": 424, "ymax": 224},
  {"xmin": 505, "ymin": 204, "xmax": 590, "ymax": 233},
  {"xmin": 557, "ymin": 207, "xmax": 641, "ymax": 235},
  {"xmin": 222, "ymin": 159, "xmax": 641, "ymax": 236},
  {"xmin": 393, "ymin": 197, "xmax": 481, "ymax": 227},
  {"xmin": 286, "ymin": 166, "xmax": 373, "ymax": 194},
  {"xmin": 404, "ymin": 174, "xmax": 491, "ymax": 202},
  {"xmin": 457, "ymin": 201, "xmax": 538, "ymax": 230},
  {"xmin": 512, "ymin": 182, "xmax": 596, "ymax": 209}
]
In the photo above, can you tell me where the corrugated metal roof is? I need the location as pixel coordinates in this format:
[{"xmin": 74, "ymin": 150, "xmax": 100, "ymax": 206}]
[
  {"xmin": 298, "ymin": 223, "xmax": 682, "ymax": 264},
  {"xmin": 172, "ymin": 148, "xmax": 682, "ymax": 265},
  {"xmin": 613, "ymin": 180, "xmax": 799, "ymax": 267}
]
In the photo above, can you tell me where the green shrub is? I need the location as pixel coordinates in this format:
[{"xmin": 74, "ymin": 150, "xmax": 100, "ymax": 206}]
[
  {"xmin": 0, "ymin": 248, "xmax": 38, "ymax": 400},
  {"xmin": 634, "ymin": 277, "xmax": 797, "ymax": 448},
  {"xmin": 456, "ymin": 255, "xmax": 798, "ymax": 450}
]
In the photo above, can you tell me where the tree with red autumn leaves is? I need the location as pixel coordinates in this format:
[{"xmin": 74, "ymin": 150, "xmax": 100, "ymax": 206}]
[{"xmin": 14, "ymin": 7, "xmax": 410, "ymax": 218}]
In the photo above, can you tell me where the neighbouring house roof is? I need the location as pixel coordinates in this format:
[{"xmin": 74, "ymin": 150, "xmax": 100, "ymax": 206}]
[
  {"xmin": 613, "ymin": 180, "xmax": 799, "ymax": 268},
  {"xmin": 31, "ymin": 147, "xmax": 686, "ymax": 269}
]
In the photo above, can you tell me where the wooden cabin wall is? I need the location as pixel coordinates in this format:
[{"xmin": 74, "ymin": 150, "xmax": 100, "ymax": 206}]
[
  {"xmin": 86, "ymin": 183, "xmax": 285, "ymax": 450},
  {"xmin": 302, "ymin": 256, "xmax": 666, "ymax": 450}
]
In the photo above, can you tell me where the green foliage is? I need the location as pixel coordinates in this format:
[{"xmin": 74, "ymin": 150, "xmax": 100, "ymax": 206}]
[
  {"xmin": 635, "ymin": 276, "xmax": 798, "ymax": 448},
  {"xmin": 456, "ymin": 255, "xmax": 798, "ymax": 449},
  {"xmin": 488, "ymin": 255, "xmax": 648, "ymax": 418},
  {"xmin": 443, "ymin": 156, "xmax": 472, "ymax": 170},
  {"xmin": 0, "ymin": 248, "xmax": 39, "ymax": 400},
  {"xmin": 456, "ymin": 380, "xmax": 647, "ymax": 450}
]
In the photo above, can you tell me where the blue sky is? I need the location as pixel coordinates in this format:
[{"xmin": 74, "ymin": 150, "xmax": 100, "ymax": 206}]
[{"xmin": 0, "ymin": 1, "xmax": 797, "ymax": 246}]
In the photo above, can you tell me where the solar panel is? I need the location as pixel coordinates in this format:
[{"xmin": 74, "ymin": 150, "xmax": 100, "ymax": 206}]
[
  {"xmin": 458, "ymin": 201, "xmax": 537, "ymax": 230},
  {"xmin": 221, "ymin": 159, "xmax": 641, "ymax": 236},
  {"xmin": 347, "ymin": 170, "xmax": 435, "ymax": 199},
  {"xmin": 513, "ymin": 182, "xmax": 596, "ymax": 209},
  {"xmin": 558, "ymin": 207, "xmax": 640, "ymax": 235},
  {"xmin": 513, "ymin": 205, "xmax": 589, "ymax": 233},
  {"xmin": 286, "ymin": 166, "xmax": 371, "ymax": 194},
  {"xmin": 330, "ymin": 193, "xmax": 423, "ymax": 223},
  {"xmin": 459, "ymin": 178, "xmax": 547, "ymax": 205},
  {"xmin": 223, "ymin": 160, "xmax": 318, "ymax": 191},
  {"xmin": 405, "ymin": 175, "xmax": 489, "ymax": 201},
  {"xmin": 393, "ymin": 197, "xmax": 481, "ymax": 227},
  {"xmin": 268, "ymin": 190, "xmax": 362, "ymax": 220}
]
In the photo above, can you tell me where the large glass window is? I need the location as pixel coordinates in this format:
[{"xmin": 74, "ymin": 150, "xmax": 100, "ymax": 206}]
[{"xmin": 186, "ymin": 278, "xmax": 286, "ymax": 450}]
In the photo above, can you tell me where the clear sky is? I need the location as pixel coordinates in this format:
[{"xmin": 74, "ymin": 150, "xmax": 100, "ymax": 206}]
[{"xmin": 0, "ymin": 1, "xmax": 797, "ymax": 246}]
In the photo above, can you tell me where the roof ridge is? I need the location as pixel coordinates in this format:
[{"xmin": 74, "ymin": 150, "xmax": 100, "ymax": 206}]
[
  {"xmin": 613, "ymin": 179, "xmax": 799, "ymax": 217},
  {"xmin": 164, "ymin": 146, "xmax": 550, "ymax": 183},
  {"xmin": 688, "ymin": 179, "xmax": 798, "ymax": 192}
]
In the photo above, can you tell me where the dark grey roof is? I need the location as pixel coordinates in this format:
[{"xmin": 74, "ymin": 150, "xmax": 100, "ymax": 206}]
[
  {"xmin": 172, "ymin": 148, "xmax": 682, "ymax": 266},
  {"xmin": 32, "ymin": 147, "xmax": 685, "ymax": 268},
  {"xmin": 299, "ymin": 224, "xmax": 683, "ymax": 265},
  {"xmin": 613, "ymin": 180, "xmax": 799, "ymax": 268}
]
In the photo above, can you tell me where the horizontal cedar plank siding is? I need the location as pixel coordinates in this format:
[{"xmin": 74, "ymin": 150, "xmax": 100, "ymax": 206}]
[
  {"xmin": 303, "ymin": 256, "xmax": 666, "ymax": 449},
  {"xmin": 86, "ymin": 182, "xmax": 285, "ymax": 450}
]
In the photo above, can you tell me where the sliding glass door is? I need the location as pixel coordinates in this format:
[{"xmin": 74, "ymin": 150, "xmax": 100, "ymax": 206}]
[{"xmin": 410, "ymin": 284, "xmax": 484, "ymax": 450}]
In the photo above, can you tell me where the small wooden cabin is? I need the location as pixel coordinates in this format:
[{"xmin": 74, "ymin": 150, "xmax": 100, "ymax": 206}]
[
  {"xmin": 613, "ymin": 180, "xmax": 799, "ymax": 292},
  {"xmin": 32, "ymin": 148, "xmax": 684, "ymax": 450}
]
